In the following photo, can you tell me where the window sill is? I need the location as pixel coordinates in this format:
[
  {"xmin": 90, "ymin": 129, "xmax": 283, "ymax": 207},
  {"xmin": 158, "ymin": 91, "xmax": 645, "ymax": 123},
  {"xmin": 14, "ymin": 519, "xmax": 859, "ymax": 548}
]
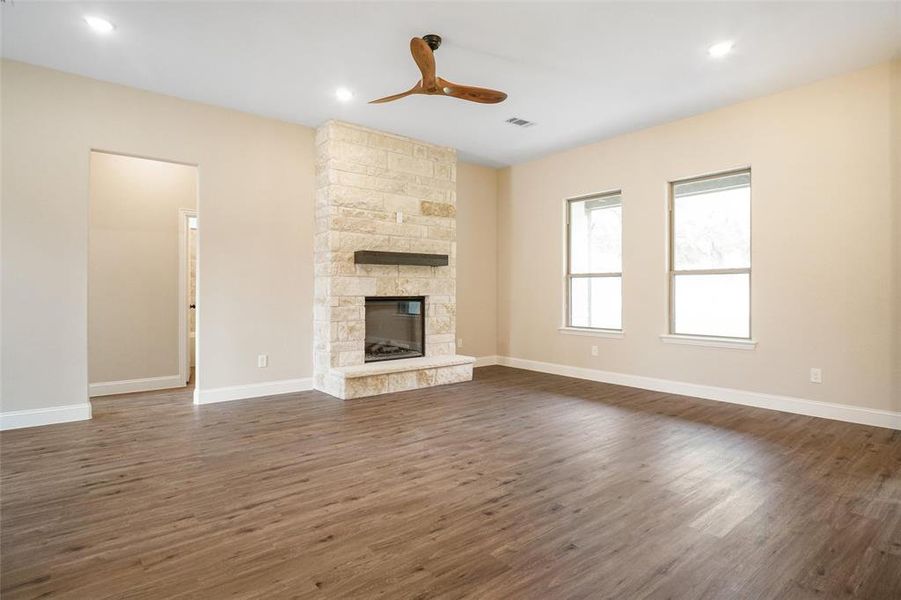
[
  {"xmin": 558, "ymin": 327, "xmax": 624, "ymax": 339},
  {"xmin": 659, "ymin": 334, "xmax": 757, "ymax": 350}
]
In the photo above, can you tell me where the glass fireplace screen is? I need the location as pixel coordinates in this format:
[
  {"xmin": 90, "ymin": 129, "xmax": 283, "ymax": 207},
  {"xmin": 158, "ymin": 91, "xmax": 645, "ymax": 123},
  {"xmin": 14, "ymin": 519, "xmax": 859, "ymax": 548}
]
[{"xmin": 364, "ymin": 297, "xmax": 425, "ymax": 363}]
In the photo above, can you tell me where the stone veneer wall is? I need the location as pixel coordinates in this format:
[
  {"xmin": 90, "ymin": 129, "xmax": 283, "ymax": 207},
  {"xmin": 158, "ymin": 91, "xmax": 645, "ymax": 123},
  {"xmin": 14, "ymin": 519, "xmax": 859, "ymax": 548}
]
[{"xmin": 314, "ymin": 121, "xmax": 462, "ymax": 397}]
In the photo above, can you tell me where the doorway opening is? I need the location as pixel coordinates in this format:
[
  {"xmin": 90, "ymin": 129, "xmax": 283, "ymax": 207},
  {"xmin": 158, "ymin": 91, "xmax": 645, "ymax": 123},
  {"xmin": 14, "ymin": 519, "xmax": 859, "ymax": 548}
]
[
  {"xmin": 181, "ymin": 210, "xmax": 199, "ymax": 386},
  {"xmin": 88, "ymin": 151, "xmax": 199, "ymax": 397}
]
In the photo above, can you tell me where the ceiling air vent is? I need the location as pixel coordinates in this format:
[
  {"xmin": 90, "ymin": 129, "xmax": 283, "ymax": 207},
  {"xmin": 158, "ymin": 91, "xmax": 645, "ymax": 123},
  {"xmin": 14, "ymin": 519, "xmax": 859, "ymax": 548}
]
[{"xmin": 505, "ymin": 117, "xmax": 536, "ymax": 128}]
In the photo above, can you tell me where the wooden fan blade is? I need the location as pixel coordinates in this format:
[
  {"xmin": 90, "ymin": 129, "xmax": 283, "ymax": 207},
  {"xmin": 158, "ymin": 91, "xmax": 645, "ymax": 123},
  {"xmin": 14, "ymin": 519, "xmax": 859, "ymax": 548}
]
[
  {"xmin": 410, "ymin": 37, "xmax": 438, "ymax": 91},
  {"xmin": 437, "ymin": 78, "xmax": 507, "ymax": 104},
  {"xmin": 368, "ymin": 82, "xmax": 423, "ymax": 104}
]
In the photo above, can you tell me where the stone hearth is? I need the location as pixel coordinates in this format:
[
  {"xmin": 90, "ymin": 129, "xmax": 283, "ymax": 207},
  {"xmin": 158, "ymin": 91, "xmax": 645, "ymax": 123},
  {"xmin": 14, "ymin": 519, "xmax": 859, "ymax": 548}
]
[
  {"xmin": 330, "ymin": 355, "xmax": 475, "ymax": 400},
  {"xmin": 313, "ymin": 121, "xmax": 474, "ymax": 399}
]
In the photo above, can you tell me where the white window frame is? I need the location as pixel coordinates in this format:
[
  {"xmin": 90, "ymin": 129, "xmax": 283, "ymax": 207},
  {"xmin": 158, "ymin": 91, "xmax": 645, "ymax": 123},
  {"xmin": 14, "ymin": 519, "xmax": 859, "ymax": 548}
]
[
  {"xmin": 665, "ymin": 168, "xmax": 754, "ymax": 346},
  {"xmin": 562, "ymin": 190, "xmax": 624, "ymax": 334}
]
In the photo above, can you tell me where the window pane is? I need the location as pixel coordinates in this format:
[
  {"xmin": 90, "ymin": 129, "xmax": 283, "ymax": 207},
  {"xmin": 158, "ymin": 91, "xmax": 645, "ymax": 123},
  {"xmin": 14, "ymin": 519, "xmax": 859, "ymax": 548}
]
[
  {"xmin": 570, "ymin": 277, "xmax": 589, "ymax": 327},
  {"xmin": 673, "ymin": 174, "xmax": 749, "ymax": 270},
  {"xmin": 590, "ymin": 277, "xmax": 622, "ymax": 329},
  {"xmin": 570, "ymin": 276, "xmax": 622, "ymax": 330},
  {"xmin": 569, "ymin": 195, "xmax": 622, "ymax": 273},
  {"xmin": 673, "ymin": 273, "xmax": 749, "ymax": 338}
]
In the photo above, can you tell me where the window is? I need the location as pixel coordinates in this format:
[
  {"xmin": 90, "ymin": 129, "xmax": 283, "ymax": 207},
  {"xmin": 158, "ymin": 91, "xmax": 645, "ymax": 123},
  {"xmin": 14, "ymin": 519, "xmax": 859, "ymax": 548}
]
[
  {"xmin": 669, "ymin": 170, "xmax": 750, "ymax": 338},
  {"xmin": 566, "ymin": 192, "xmax": 622, "ymax": 330}
]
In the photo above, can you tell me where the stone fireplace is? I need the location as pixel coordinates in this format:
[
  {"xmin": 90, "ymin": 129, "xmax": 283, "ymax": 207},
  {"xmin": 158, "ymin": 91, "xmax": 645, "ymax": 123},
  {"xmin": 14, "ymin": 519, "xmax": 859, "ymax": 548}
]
[{"xmin": 313, "ymin": 121, "xmax": 474, "ymax": 399}]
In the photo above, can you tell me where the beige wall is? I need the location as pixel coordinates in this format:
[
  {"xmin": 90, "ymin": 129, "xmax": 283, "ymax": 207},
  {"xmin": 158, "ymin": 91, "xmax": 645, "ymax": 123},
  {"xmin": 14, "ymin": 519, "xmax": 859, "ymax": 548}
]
[
  {"xmin": 1, "ymin": 60, "xmax": 499, "ymax": 415},
  {"xmin": 4, "ymin": 57, "xmax": 894, "ymax": 417},
  {"xmin": 498, "ymin": 62, "xmax": 899, "ymax": 413},
  {"xmin": 89, "ymin": 152, "xmax": 197, "ymax": 384},
  {"xmin": 456, "ymin": 162, "xmax": 498, "ymax": 359},
  {"xmin": 1, "ymin": 60, "xmax": 315, "ymax": 412}
]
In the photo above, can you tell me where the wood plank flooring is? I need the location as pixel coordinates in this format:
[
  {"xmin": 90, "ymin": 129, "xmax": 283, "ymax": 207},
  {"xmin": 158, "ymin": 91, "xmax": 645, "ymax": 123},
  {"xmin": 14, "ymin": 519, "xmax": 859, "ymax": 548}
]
[{"xmin": 1, "ymin": 366, "xmax": 899, "ymax": 599}]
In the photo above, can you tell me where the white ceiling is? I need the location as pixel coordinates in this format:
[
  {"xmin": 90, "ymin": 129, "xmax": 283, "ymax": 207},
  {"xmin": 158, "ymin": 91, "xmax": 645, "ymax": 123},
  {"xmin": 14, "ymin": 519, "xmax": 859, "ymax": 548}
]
[{"xmin": 2, "ymin": 1, "xmax": 899, "ymax": 166}]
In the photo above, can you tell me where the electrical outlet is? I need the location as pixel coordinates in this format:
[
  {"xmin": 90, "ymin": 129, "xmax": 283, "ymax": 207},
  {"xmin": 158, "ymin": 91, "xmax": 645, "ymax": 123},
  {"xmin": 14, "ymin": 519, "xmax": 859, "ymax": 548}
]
[
  {"xmin": 396, "ymin": 211, "xmax": 404, "ymax": 224},
  {"xmin": 457, "ymin": 338, "xmax": 463, "ymax": 348},
  {"xmin": 258, "ymin": 354, "xmax": 269, "ymax": 368},
  {"xmin": 810, "ymin": 368, "xmax": 822, "ymax": 384},
  {"xmin": 591, "ymin": 345, "xmax": 599, "ymax": 357}
]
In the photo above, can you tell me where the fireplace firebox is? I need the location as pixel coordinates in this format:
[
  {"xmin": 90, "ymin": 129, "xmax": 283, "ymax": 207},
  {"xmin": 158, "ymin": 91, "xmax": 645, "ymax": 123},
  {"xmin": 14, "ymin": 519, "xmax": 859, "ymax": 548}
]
[{"xmin": 364, "ymin": 296, "xmax": 425, "ymax": 363}]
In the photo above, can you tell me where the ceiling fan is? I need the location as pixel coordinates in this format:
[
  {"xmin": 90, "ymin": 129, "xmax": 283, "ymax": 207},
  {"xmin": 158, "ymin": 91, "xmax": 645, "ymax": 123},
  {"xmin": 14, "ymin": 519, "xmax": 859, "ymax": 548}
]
[{"xmin": 370, "ymin": 34, "xmax": 507, "ymax": 105}]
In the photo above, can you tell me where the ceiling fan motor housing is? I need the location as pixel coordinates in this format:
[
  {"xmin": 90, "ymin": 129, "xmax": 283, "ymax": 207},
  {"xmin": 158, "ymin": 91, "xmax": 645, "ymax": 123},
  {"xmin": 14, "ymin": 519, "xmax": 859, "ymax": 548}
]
[{"xmin": 422, "ymin": 34, "xmax": 442, "ymax": 51}]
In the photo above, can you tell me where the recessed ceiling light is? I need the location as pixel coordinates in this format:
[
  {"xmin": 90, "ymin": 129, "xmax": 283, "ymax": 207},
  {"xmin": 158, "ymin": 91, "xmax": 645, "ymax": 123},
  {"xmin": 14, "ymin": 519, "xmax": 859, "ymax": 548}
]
[
  {"xmin": 708, "ymin": 41, "xmax": 734, "ymax": 58},
  {"xmin": 84, "ymin": 16, "xmax": 115, "ymax": 34},
  {"xmin": 335, "ymin": 87, "xmax": 354, "ymax": 103}
]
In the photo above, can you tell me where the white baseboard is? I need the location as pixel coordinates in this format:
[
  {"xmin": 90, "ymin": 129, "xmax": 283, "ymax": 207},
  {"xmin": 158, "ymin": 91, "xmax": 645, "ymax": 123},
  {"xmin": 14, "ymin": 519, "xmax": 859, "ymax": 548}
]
[
  {"xmin": 89, "ymin": 375, "xmax": 185, "ymax": 397},
  {"xmin": 194, "ymin": 377, "xmax": 314, "ymax": 405},
  {"xmin": 496, "ymin": 356, "xmax": 901, "ymax": 430},
  {"xmin": 474, "ymin": 355, "xmax": 500, "ymax": 367},
  {"xmin": 0, "ymin": 403, "xmax": 93, "ymax": 431}
]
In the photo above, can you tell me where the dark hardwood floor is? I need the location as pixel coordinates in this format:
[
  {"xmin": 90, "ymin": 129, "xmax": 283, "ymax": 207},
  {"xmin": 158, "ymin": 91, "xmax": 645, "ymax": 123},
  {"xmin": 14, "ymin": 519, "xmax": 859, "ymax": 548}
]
[{"xmin": 1, "ymin": 366, "xmax": 899, "ymax": 599}]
